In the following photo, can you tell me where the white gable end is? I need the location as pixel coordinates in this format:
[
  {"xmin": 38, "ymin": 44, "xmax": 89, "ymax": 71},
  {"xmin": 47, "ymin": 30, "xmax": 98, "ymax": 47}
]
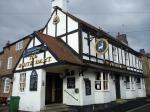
[
  {"xmin": 43, "ymin": 8, "xmax": 79, "ymax": 53},
  {"xmin": 16, "ymin": 37, "xmax": 57, "ymax": 71}
]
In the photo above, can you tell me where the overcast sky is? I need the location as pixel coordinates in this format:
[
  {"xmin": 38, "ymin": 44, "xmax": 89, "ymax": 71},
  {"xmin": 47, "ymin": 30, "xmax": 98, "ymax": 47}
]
[{"xmin": 0, "ymin": 0, "xmax": 150, "ymax": 52}]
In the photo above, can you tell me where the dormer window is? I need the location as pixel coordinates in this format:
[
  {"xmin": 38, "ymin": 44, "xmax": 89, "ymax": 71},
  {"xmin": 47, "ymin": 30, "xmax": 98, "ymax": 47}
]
[{"xmin": 16, "ymin": 40, "xmax": 23, "ymax": 51}]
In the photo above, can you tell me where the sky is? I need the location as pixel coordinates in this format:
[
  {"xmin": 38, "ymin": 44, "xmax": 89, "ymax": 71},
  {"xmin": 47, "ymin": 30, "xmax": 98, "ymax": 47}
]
[{"xmin": 0, "ymin": 0, "xmax": 150, "ymax": 52}]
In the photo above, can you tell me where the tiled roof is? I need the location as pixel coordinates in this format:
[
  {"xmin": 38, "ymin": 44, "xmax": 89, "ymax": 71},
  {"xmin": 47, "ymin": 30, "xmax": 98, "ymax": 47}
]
[{"xmin": 35, "ymin": 32, "xmax": 84, "ymax": 65}]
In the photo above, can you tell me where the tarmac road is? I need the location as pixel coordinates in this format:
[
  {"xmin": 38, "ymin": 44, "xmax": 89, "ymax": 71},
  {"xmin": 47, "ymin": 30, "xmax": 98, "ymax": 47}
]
[{"xmin": 126, "ymin": 103, "xmax": 150, "ymax": 112}]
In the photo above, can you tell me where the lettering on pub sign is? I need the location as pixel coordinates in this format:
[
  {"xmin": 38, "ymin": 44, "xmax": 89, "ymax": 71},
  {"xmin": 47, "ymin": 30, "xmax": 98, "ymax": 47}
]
[{"xmin": 18, "ymin": 54, "xmax": 52, "ymax": 68}]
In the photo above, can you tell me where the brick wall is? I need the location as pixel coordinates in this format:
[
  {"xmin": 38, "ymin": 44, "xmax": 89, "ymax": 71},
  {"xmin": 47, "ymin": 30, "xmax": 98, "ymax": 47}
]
[
  {"xmin": 142, "ymin": 54, "xmax": 150, "ymax": 96},
  {"xmin": 0, "ymin": 37, "xmax": 30, "ymax": 98}
]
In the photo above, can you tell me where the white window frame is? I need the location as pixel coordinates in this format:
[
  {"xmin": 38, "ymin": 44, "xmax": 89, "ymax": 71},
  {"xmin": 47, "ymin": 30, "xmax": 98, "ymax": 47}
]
[
  {"xmin": 7, "ymin": 57, "xmax": 13, "ymax": 69},
  {"xmin": 112, "ymin": 46, "xmax": 117, "ymax": 62},
  {"xmin": 20, "ymin": 73, "xmax": 26, "ymax": 92},
  {"xmin": 16, "ymin": 40, "xmax": 23, "ymax": 51},
  {"xmin": 125, "ymin": 51, "xmax": 129, "ymax": 66},
  {"xmin": 131, "ymin": 77, "xmax": 135, "ymax": 90},
  {"xmin": 3, "ymin": 78, "xmax": 10, "ymax": 93},
  {"xmin": 148, "ymin": 59, "xmax": 150, "ymax": 71},
  {"xmin": 0, "ymin": 59, "xmax": 1, "ymax": 68},
  {"xmin": 95, "ymin": 72, "xmax": 109, "ymax": 91}
]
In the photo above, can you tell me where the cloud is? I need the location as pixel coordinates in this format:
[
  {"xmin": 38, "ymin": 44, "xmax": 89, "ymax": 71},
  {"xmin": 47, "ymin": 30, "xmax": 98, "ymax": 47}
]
[{"xmin": 0, "ymin": 0, "xmax": 150, "ymax": 53}]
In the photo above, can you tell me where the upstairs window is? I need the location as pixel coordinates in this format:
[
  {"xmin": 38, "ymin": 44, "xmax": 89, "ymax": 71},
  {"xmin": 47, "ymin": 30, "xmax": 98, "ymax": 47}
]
[
  {"xmin": 135, "ymin": 57, "xmax": 139, "ymax": 69},
  {"xmin": 16, "ymin": 40, "xmax": 23, "ymax": 51},
  {"xmin": 125, "ymin": 51, "xmax": 129, "ymax": 65},
  {"xmin": 112, "ymin": 46, "xmax": 117, "ymax": 62},
  {"xmin": 0, "ymin": 59, "xmax": 1, "ymax": 68},
  {"xmin": 7, "ymin": 57, "xmax": 13, "ymax": 69},
  {"xmin": 20, "ymin": 73, "xmax": 26, "ymax": 92},
  {"xmin": 3, "ymin": 78, "xmax": 10, "ymax": 93}
]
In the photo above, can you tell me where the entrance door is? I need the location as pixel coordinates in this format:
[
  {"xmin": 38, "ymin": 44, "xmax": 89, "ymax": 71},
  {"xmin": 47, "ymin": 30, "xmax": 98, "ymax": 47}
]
[
  {"xmin": 115, "ymin": 75, "xmax": 121, "ymax": 99},
  {"xmin": 45, "ymin": 73, "xmax": 63, "ymax": 104}
]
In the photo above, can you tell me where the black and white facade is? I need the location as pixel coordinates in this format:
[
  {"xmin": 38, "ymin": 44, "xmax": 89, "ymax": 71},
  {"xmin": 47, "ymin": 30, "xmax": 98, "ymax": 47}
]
[{"xmin": 12, "ymin": 0, "xmax": 146, "ymax": 111}]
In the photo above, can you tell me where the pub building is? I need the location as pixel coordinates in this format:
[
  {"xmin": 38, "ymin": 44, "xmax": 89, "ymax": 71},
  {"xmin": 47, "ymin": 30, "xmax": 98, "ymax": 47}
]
[{"xmin": 12, "ymin": 0, "xmax": 146, "ymax": 111}]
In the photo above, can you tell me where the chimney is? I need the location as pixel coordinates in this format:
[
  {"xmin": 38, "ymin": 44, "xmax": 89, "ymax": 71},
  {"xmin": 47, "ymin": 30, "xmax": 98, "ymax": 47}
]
[
  {"xmin": 139, "ymin": 49, "xmax": 145, "ymax": 54},
  {"xmin": 6, "ymin": 41, "xmax": 11, "ymax": 47},
  {"xmin": 51, "ymin": 0, "xmax": 68, "ymax": 12},
  {"xmin": 116, "ymin": 32, "xmax": 128, "ymax": 45}
]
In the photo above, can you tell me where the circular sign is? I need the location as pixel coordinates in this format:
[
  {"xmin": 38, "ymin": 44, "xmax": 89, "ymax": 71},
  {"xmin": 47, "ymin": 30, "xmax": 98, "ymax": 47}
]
[
  {"xmin": 95, "ymin": 38, "xmax": 109, "ymax": 55},
  {"xmin": 53, "ymin": 15, "xmax": 60, "ymax": 25}
]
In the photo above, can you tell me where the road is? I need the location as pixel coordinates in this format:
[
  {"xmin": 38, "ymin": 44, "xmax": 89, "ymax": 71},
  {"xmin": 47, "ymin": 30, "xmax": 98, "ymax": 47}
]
[{"xmin": 126, "ymin": 103, "xmax": 150, "ymax": 112}]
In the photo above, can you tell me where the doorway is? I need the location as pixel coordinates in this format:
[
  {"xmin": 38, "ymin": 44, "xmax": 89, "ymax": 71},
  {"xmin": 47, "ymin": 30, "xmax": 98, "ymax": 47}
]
[
  {"xmin": 115, "ymin": 75, "xmax": 121, "ymax": 99},
  {"xmin": 45, "ymin": 73, "xmax": 63, "ymax": 104}
]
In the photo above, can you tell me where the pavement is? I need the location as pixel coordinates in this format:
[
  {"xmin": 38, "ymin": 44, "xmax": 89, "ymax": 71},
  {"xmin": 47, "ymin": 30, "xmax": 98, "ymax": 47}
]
[
  {"xmin": 1, "ymin": 97, "xmax": 150, "ymax": 112},
  {"xmin": 97, "ymin": 97, "xmax": 150, "ymax": 112},
  {"xmin": 0, "ymin": 104, "xmax": 8, "ymax": 112}
]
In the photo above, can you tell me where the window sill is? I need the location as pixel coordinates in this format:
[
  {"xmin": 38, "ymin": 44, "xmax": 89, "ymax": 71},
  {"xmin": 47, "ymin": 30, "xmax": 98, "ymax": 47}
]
[
  {"xmin": 95, "ymin": 90, "xmax": 110, "ymax": 92},
  {"xmin": 3, "ymin": 92, "xmax": 9, "ymax": 94}
]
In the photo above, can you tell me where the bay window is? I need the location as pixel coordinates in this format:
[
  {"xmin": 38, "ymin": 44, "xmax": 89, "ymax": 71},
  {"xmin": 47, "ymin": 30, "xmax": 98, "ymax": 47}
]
[{"xmin": 95, "ymin": 72, "xmax": 109, "ymax": 90}]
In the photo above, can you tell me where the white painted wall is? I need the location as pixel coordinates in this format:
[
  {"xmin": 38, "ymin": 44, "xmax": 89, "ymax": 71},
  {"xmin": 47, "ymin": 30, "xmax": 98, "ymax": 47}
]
[
  {"xmin": 12, "ymin": 69, "xmax": 46, "ymax": 111},
  {"xmin": 120, "ymin": 76, "xmax": 146, "ymax": 99},
  {"xmin": 68, "ymin": 32, "xmax": 79, "ymax": 53},
  {"xmin": 63, "ymin": 70, "xmax": 83, "ymax": 106},
  {"xmin": 63, "ymin": 70, "xmax": 117, "ymax": 106},
  {"xmin": 16, "ymin": 36, "xmax": 57, "ymax": 71}
]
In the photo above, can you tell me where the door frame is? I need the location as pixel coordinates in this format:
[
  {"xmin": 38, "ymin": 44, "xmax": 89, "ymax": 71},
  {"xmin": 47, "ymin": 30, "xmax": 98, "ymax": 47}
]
[
  {"xmin": 45, "ymin": 72, "xmax": 63, "ymax": 104},
  {"xmin": 115, "ymin": 75, "xmax": 121, "ymax": 99}
]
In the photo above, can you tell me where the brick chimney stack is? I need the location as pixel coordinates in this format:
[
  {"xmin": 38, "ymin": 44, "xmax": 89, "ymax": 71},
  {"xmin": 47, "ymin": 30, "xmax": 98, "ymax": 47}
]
[
  {"xmin": 116, "ymin": 32, "xmax": 128, "ymax": 45},
  {"xmin": 6, "ymin": 41, "xmax": 10, "ymax": 47},
  {"xmin": 51, "ymin": 0, "xmax": 68, "ymax": 12},
  {"xmin": 140, "ymin": 49, "xmax": 146, "ymax": 54}
]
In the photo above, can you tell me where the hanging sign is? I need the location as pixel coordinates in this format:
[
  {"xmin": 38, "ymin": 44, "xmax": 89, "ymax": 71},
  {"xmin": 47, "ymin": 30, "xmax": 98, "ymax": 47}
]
[{"xmin": 95, "ymin": 38, "xmax": 109, "ymax": 55}]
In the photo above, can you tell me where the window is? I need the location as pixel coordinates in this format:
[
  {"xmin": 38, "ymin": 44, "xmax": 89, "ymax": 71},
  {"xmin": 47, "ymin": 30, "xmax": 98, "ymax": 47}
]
[
  {"xmin": 125, "ymin": 51, "xmax": 129, "ymax": 65},
  {"xmin": 135, "ymin": 57, "xmax": 139, "ymax": 69},
  {"xmin": 103, "ymin": 73, "xmax": 108, "ymax": 90},
  {"xmin": 16, "ymin": 40, "xmax": 23, "ymax": 51},
  {"xmin": 95, "ymin": 72, "xmax": 109, "ymax": 90},
  {"xmin": 125, "ymin": 76, "xmax": 130, "ymax": 89},
  {"xmin": 95, "ymin": 73, "xmax": 101, "ymax": 90},
  {"xmin": 0, "ymin": 59, "xmax": 1, "ymax": 68},
  {"xmin": 7, "ymin": 57, "xmax": 13, "ymax": 69},
  {"xmin": 3, "ymin": 78, "xmax": 10, "ymax": 93},
  {"xmin": 20, "ymin": 73, "xmax": 26, "ymax": 92},
  {"xmin": 67, "ymin": 77, "xmax": 75, "ymax": 89},
  {"xmin": 131, "ymin": 77, "xmax": 135, "ymax": 90},
  {"xmin": 112, "ymin": 46, "xmax": 117, "ymax": 62},
  {"xmin": 136, "ymin": 78, "xmax": 141, "ymax": 89}
]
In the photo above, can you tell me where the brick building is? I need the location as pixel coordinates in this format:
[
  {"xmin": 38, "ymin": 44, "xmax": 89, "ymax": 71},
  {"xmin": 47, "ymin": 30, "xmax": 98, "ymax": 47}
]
[
  {"xmin": 140, "ymin": 49, "xmax": 150, "ymax": 96},
  {"xmin": 0, "ymin": 36, "xmax": 30, "ymax": 101}
]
